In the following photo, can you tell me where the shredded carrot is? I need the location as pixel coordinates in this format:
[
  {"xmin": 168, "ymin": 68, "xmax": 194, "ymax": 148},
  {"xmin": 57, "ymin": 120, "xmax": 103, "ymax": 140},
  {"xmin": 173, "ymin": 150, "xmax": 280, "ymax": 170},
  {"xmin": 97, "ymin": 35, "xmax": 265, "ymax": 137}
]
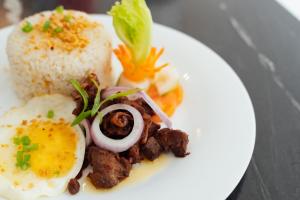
[
  {"xmin": 114, "ymin": 45, "xmax": 169, "ymax": 82},
  {"xmin": 147, "ymin": 84, "xmax": 184, "ymax": 123},
  {"xmin": 114, "ymin": 44, "xmax": 183, "ymax": 119}
]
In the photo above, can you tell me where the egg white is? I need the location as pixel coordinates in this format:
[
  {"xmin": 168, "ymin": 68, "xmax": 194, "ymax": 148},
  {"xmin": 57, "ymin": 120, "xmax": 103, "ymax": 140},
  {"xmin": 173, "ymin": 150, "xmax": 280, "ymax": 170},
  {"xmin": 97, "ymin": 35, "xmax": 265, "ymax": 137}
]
[
  {"xmin": 153, "ymin": 66, "xmax": 180, "ymax": 95},
  {"xmin": 0, "ymin": 94, "xmax": 85, "ymax": 200}
]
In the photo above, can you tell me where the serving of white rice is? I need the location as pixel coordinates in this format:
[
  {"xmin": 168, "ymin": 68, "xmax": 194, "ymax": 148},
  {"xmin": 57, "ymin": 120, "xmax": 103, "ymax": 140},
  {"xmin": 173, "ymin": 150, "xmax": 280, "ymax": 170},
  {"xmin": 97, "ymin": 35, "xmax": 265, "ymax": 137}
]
[{"xmin": 6, "ymin": 10, "xmax": 113, "ymax": 100}]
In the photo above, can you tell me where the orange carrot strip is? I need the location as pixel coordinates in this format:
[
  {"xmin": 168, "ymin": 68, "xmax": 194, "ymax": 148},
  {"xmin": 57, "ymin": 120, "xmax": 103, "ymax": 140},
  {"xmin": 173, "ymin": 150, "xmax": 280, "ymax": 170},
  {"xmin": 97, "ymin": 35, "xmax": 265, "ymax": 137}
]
[
  {"xmin": 152, "ymin": 48, "xmax": 165, "ymax": 64},
  {"xmin": 113, "ymin": 45, "xmax": 169, "ymax": 82},
  {"xmin": 119, "ymin": 44, "xmax": 126, "ymax": 54},
  {"xmin": 144, "ymin": 47, "xmax": 156, "ymax": 65},
  {"xmin": 155, "ymin": 63, "xmax": 169, "ymax": 72}
]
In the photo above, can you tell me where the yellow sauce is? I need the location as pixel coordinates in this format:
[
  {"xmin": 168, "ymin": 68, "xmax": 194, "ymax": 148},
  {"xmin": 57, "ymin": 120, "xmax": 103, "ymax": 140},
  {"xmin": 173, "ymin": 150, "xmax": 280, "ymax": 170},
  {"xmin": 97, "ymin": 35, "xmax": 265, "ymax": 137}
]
[{"xmin": 82, "ymin": 154, "xmax": 170, "ymax": 193}]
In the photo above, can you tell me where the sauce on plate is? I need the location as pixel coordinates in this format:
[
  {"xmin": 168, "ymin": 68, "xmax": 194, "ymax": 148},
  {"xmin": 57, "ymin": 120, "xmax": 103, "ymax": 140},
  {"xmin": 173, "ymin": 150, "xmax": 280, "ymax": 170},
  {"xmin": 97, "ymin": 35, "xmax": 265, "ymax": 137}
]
[{"xmin": 82, "ymin": 154, "xmax": 170, "ymax": 193}]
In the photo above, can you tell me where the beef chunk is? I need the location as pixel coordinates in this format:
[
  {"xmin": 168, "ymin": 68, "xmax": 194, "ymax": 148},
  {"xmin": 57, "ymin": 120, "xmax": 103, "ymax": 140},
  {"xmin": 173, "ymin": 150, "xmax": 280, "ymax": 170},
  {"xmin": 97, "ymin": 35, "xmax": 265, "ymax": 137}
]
[
  {"xmin": 100, "ymin": 111, "xmax": 133, "ymax": 139},
  {"xmin": 139, "ymin": 118, "xmax": 151, "ymax": 145},
  {"xmin": 111, "ymin": 111, "xmax": 132, "ymax": 128},
  {"xmin": 141, "ymin": 137, "xmax": 162, "ymax": 161},
  {"xmin": 71, "ymin": 73, "xmax": 99, "ymax": 116},
  {"xmin": 68, "ymin": 178, "xmax": 80, "ymax": 195},
  {"xmin": 127, "ymin": 144, "xmax": 142, "ymax": 164},
  {"xmin": 100, "ymin": 95, "xmax": 155, "ymax": 117},
  {"xmin": 148, "ymin": 121, "xmax": 161, "ymax": 137},
  {"xmin": 87, "ymin": 146, "xmax": 131, "ymax": 189},
  {"xmin": 139, "ymin": 117, "xmax": 160, "ymax": 145},
  {"xmin": 155, "ymin": 128, "xmax": 189, "ymax": 157},
  {"xmin": 89, "ymin": 171, "xmax": 118, "ymax": 188},
  {"xmin": 128, "ymin": 98, "xmax": 155, "ymax": 116}
]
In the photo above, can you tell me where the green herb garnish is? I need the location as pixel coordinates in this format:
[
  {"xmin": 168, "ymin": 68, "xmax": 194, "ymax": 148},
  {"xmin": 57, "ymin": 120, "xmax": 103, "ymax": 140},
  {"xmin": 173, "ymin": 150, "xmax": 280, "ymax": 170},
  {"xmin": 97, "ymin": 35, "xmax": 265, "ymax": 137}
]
[
  {"xmin": 16, "ymin": 150, "xmax": 30, "ymax": 169},
  {"xmin": 92, "ymin": 88, "xmax": 141, "ymax": 123},
  {"xmin": 70, "ymin": 79, "xmax": 140, "ymax": 126},
  {"xmin": 99, "ymin": 88, "xmax": 141, "ymax": 109},
  {"xmin": 22, "ymin": 21, "xmax": 33, "ymax": 33},
  {"xmin": 43, "ymin": 20, "xmax": 51, "ymax": 31},
  {"xmin": 91, "ymin": 80, "xmax": 101, "ymax": 117},
  {"xmin": 71, "ymin": 80, "xmax": 89, "ymax": 111},
  {"xmin": 96, "ymin": 111, "xmax": 104, "ymax": 125},
  {"xmin": 23, "ymin": 143, "xmax": 39, "ymax": 152},
  {"xmin": 70, "ymin": 79, "xmax": 90, "ymax": 126},
  {"xmin": 13, "ymin": 137, "xmax": 21, "ymax": 145},
  {"xmin": 54, "ymin": 27, "xmax": 63, "ymax": 34},
  {"xmin": 47, "ymin": 110, "xmax": 55, "ymax": 119},
  {"xmin": 23, "ymin": 154, "xmax": 31, "ymax": 162},
  {"xmin": 64, "ymin": 14, "xmax": 72, "ymax": 22},
  {"xmin": 21, "ymin": 136, "xmax": 31, "ymax": 146},
  {"xmin": 14, "ymin": 135, "xmax": 38, "ymax": 170},
  {"xmin": 71, "ymin": 110, "xmax": 92, "ymax": 126},
  {"xmin": 16, "ymin": 150, "xmax": 30, "ymax": 170},
  {"xmin": 91, "ymin": 90, "xmax": 101, "ymax": 116},
  {"xmin": 16, "ymin": 151, "xmax": 24, "ymax": 165},
  {"xmin": 55, "ymin": 5, "xmax": 64, "ymax": 14}
]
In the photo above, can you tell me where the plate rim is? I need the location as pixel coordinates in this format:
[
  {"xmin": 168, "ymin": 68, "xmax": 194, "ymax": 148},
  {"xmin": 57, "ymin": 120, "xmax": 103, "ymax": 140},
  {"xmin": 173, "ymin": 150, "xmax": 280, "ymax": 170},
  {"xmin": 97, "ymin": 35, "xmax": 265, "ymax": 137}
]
[{"xmin": 0, "ymin": 14, "xmax": 256, "ymax": 200}]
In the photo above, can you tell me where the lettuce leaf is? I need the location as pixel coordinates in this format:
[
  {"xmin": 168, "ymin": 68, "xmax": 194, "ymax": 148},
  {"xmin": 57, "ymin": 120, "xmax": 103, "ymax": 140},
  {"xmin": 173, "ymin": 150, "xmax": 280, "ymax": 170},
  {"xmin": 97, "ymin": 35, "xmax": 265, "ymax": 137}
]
[{"xmin": 108, "ymin": 0, "xmax": 152, "ymax": 64}]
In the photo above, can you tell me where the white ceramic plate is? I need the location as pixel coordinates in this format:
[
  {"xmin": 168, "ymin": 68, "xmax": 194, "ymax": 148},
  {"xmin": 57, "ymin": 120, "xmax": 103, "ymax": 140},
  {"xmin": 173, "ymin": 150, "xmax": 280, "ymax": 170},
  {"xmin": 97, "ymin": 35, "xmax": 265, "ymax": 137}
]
[{"xmin": 0, "ymin": 15, "xmax": 256, "ymax": 200}]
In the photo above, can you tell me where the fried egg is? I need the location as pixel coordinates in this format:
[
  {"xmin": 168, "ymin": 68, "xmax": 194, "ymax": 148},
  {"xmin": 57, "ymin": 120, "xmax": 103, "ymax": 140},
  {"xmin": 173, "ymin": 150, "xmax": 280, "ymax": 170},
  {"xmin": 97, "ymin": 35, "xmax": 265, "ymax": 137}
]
[{"xmin": 0, "ymin": 94, "xmax": 85, "ymax": 200}]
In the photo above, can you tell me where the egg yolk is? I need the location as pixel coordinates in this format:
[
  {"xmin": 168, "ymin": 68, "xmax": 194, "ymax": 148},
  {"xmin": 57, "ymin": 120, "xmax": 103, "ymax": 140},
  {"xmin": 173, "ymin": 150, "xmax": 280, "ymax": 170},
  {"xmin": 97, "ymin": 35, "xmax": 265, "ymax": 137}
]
[
  {"xmin": 16, "ymin": 119, "xmax": 77, "ymax": 178},
  {"xmin": 147, "ymin": 84, "xmax": 184, "ymax": 122}
]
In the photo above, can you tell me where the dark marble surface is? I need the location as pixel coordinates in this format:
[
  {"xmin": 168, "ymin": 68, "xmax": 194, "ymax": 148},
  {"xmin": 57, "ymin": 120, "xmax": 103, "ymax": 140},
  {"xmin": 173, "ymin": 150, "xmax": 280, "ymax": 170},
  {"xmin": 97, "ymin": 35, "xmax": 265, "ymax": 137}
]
[{"xmin": 2, "ymin": 0, "xmax": 300, "ymax": 199}]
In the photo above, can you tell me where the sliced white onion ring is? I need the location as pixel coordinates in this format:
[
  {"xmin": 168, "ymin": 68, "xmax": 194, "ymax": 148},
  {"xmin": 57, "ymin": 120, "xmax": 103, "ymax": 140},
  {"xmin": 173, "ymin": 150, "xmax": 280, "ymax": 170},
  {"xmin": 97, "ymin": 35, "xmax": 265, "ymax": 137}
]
[
  {"xmin": 139, "ymin": 91, "xmax": 172, "ymax": 128},
  {"xmin": 80, "ymin": 119, "xmax": 92, "ymax": 146},
  {"xmin": 91, "ymin": 104, "xmax": 144, "ymax": 153},
  {"xmin": 102, "ymin": 87, "xmax": 173, "ymax": 128}
]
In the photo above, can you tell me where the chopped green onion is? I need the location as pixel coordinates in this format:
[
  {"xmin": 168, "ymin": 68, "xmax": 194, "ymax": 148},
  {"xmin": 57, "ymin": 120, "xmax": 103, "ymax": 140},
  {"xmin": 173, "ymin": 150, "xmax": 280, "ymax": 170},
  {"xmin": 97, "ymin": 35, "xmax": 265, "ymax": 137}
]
[
  {"xmin": 20, "ymin": 163, "xmax": 30, "ymax": 170},
  {"xmin": 92, "ymin": 88, "xmax": 141, "ymax": 123},
  {"xmin": 70, "ymin": 79, "xmax": 90, "ymax": 126},
  {"xmin": 64, "ymin": 14, "xmax": 72, "ymax": 22},
  {"xmin": 22, "ymin": 21, "xmax": 33, "ymax": 33},
  {"xmin": 71, "ymin": 110, "xmax": 91, "ymax": 126},
  {"xmin": 14, "ymin": 135, "xmax": 38, "ymax": 170},
  {"xmin": 16, "ymin": 151, "xmax": 23, "ymax": 165},
  {"xmin": 43, "ymin": 20, "xmax": 51, "ymax": 31},
  {"xmin": 23, "ymin": 154, "xmax": 31, "ymax": 162},
  {"xmin": 70, "ymin": 78, "xmax": 140, "ymax": 126},
  {"xmin": 21, "ymin": 136, "xmax": 31, "ymax": 146},
  {"xmin": 55, "ymin": 5, "xmax": 64, "ymax": 13},
  {"xmin": 98, "ymin": 88, "xmax": 141, "ymax": 109},
  {"xmin": 91, "ymin": 89, "xmax": 101, "ymax": 116},
  {"xmin": 30, "ymin": 143, "xmax": 39, "ymax": 151},
  {"xmin": 91, "ymin": 80, "xmax": 101, "ymax": 116},
  {"xmin": 16, "ymin": 151, "xmax": 30, "ymax": 170},
  {"xmin": 54, "ymin": 27, "xmax": 63, "ymax": 33},
  {"xmin": 97, "ymin": 111, "xmax": 104, "ymax": 125},
  {"xmin": 13, "ymin": 137, "xmax": 21, "ymax": 145},
  {"xmin": 70, "ymin": 79, "xmax": 89, "ymax": 111},
  {"xmin": 47, "ymin": 110, "xmax": 55, "ymax": 119},
  {"xmin": 23, "ymin": 143, "xmax": 39, "ymax": 152},
  {"xmin": 90, "ymin": 78, "xmax": 99, "ymax": 88}
]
